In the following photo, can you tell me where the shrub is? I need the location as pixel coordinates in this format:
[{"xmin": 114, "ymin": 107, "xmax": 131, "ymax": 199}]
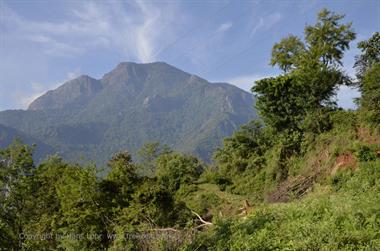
[{"xmin": 355, "ymin": 144, "xmax": 378, "ymax": 162}]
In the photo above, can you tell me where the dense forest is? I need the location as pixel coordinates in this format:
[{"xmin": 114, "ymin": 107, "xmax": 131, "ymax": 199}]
[{"xmin": 1, "ymin": 9, "xmax": 379, "ymax": 250}]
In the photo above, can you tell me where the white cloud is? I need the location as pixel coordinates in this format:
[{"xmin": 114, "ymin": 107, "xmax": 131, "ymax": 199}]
[
  {"xmin": 27, "ymin": 35, "xmax": 52, "ymax": 43},
  {"xmin": 13, "ymin": 69, "xmax": 82, "ymax": 109},
  {"xmin": 19, "ymin": 93, "xmax": 44, "ymax": 109},
  {"xmin": 227, "ymin": 74, "xmax": 360, "ymax": 110},
  {"xmin": 1, "ymin": 1, "xmax": 183, "ymax": 62},
  {"xmin": 225, "ymin": 74, "xmax": 273, "ymax": 92},
  {"xmin": 66, "ymin": 68, "xmax": 81, "ymax": 80},
  {"xmin": 217, "ymin": 22, "xmax": 233, "ymax": 33},
  {"xmin": 250, "ymin": 18, "xmax": 264, "ymax": 38},
  {"xmin": 12, "ymin": 83, "xmax": 46, "ymax": 109},
  {"xmin": 265, "ymin": 13, "xmax": 283, "ymax": 29},
  {"xmin": 250, "ymin": 12, "xmax": 283, "ymax": 38}
]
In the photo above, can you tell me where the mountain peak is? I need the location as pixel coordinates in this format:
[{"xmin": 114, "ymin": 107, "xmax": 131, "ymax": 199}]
[
  {"xmin": 2, "ymin": 61, "xmax": 256, "ymax": 163},
  {"xmin": 112, "ymin": 61, "xmax": 185, "ymax": 74},
  {"xmin": 76, "ymin": 74, "xmax": 94, "ymax": 80},
  {"xmin": 28, "ymin": 75, "xmax": 102, "ymax": 110},
  {"xmin": 116, "ymin": 61, "xmax": 169, "ymax": 67},
  {"xmin": 110, "ymin": 62, "xmax": 174, "ymax": 74},
  {"xmin": 101, "ymin": 61, "xmax": 191, "ymax": 90}
]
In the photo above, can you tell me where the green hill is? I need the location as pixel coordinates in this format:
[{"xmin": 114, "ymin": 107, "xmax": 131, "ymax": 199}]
[{"xmin": 0, "ymin": 62, "xmax": 256, "ymax": 164}]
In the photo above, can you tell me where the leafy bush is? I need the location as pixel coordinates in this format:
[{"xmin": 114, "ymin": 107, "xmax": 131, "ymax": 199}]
[
  {"xmin": 182, "ymin": 159, "xmax": 380, "ymax": 250},
  {"xmin": 328, "ymin": 169, "xmax": 354, "ymax": 191},
  {"xmin": 156, "ymin": 152, "xmax": 204, "ymax": 192},
  {"xmin": 355, "ymin": 144, "xmax": 378, "ymax": 162}
]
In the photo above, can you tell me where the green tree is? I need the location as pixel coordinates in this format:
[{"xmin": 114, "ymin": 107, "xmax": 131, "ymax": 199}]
[
  {"xmin": 304, "ymin": 8, "xmax": 356, "ymax": 66},
  {"xmin": 104, "ymin": 151, "xmax": 140, "ymax": 208},
  {"xmin": 254, "ymin": 8, "xmax": 355, "ymax": 134},
  {"xmin": 360, "ymin": 63, "xmax": 380, "ymax": 126},
  {"xmin": 0, "ymin": 139, "xmax": 35, "ymax": 250},
  {"xmin": 354, "ymin": 33, "xmax": 380, "ymax": 127},
  {"xmin": 271, "ymin": 35, "xmax": 306, "ymax": 72},
  {"xmin": 156, "ymin": 152, "xmax": 204, "ymax": 193},
  {"xmin": 22, "ymin": 156, "xmax": 67, "ymax": 250},
  {"xmin": 250, "ymin": 9, "xmax": 355, "ymax": 182},
  {"xmin": 214, "ymin": 121, "xmax": 271, "ymax": 175},
  {"xmin": 354, "ymin": 32, "xmax": 380, "ymax": 81},
  {"xmin": 54, "ymin": 163, "xmax": 107, "ymax": 250},
  {"xmin": 271, "ymin": 9, "xmax": 355, "ymax": 73},
  {"xmin": 137, "ymin": 142, "xmax": 171, "ymax": 177},
  {"xmin": 253, "ymin": 75, "xmax": 305, "ymax": 133}
]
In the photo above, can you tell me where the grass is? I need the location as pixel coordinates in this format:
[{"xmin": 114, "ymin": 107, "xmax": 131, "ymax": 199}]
[
  {"xmin": 179, "ymin": 183, "xmax": 251, "ymax": 219},
  {"xmin": 181, "ymin": 159, "xmax": 380, "ymax": 251}
]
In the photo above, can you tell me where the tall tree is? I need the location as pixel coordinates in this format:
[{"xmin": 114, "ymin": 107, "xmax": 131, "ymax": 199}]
[
  {"xmin": 0, "ymin": 139, "xmax": 35, "ymax": 250},
  {"xmin": 251, "ymin": 9, "xmax": 356, "ymax": 181},
  {"xmin": 354, "ymin": 33, "xmax": 380, "ymax": 127},
  {"xmin": 304, "ymin": 8, "xmax": 355, "ymax": 66},
  {"xmin": 156, "ymin": 152, "xmax": 204, "ymax": 193},
  {"xmin": 105, "ymin": 151, "xmax": 139, "ymax": 207},
  {"xmin": 271, "ymin": 8, "xmax": 355, "ymax": 73},
  {"xmin": 254, "ymin": 8, "xmax": 355, "ymax": 135},
  {"xmin": 214, "ymin": 121, "xmax": 271, "ymax": 175},
  {"xmin": 354, "ymin": 32, "xmax": 380, "ymax": 81},
  {"xmin": 271, "ymin": 35, "xmax": 306, "ymax": 72},
  {"xmin": 359, "ymin": 63, "xmax": 380, "ymax": 126},
  {"xmin": 137, "ymin": 142, "xmax": 171, "ymax": 177}
]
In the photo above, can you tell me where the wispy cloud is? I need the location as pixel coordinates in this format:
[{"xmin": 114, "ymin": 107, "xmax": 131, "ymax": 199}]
[
  {"xmin": 0, "ymin": 1, "xmax": 183, "ymax": 62},
  {"xmin": 250, "ymin": 12, "xmax": 283, "ymax": 38},
  {"xmin": 17, "ymin": 87, "xmax": 46, "ymax": 109},
  {"xmin": 250, "ymin": 18, "xmax": 264, "ymax": 38},
  {"xmin": 225, "ymin": 74, "xmax": 273, "ymax": 92},
  {"xmin": 13, "ymin": 69, "xmax": 82, "ymax": 109},
  {"xmin": 216, "ymin": 22, "xmax": 233, "ymax": 33},
  {"xmin": 227, "ymin": 74, "xmax": 360, "ymax": 109}
]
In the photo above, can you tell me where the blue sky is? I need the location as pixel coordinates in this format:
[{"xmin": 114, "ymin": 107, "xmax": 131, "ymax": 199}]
[{"xmin": 0, "ymin": 0, "xmax": 379, "ymax": 111}]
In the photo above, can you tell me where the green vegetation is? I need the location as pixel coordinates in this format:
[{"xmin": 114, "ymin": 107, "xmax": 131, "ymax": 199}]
[
  {"xmin": 0, "ymin": 9, "xmax": 379, "ymax": 251},
  {"xmin": 185, "ymin": 160, "xmax": 380, "ymax": 250},
  {"xmin": 0, "ymin": 62, "xmax": 256, "ymax": 165}
]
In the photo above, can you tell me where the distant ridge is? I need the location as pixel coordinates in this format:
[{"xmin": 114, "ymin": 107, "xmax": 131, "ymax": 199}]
[{"xmin": 0, "ymin": 62, "xmax": 257, "ymax": 164}]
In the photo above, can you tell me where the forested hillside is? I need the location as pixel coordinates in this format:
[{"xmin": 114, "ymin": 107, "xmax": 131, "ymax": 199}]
[
  {"xmin": 0, "ymin": 62, "xmax": 256, "ymax": 164},
  {"xmin": 0, "ymin": 9, "xmax": 379, "ymax": 250}
]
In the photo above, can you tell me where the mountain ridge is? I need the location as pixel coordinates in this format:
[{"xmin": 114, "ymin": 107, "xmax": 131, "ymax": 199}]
[{"xmin": 0, "ymin": 61, "xmax": 257, "ymax": 164}]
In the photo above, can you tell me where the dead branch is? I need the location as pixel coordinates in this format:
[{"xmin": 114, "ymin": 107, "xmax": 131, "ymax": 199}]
[
  {"xmin": 191, "ymin": 211, "xmax": 213, "ymax": 226},
  {"xmin": 150, "ymin": 227, "xmax": 179, "ymax": 232}
]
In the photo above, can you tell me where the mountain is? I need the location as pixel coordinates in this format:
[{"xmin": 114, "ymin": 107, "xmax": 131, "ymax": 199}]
[
  {"xmin": 0, "ymin": 62, "xmax": 256, "ymax": 164},
  {"xmin": 0, "ymin": 124, "xmax": 55, "ymax": 162}
]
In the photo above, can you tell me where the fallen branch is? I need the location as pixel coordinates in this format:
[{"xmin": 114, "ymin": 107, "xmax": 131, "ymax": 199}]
[
  {"xmin": 147, "ymin": 211, "xmax": 213, "ymax": 233},
  {"xmin": 150, "ymin": 227, "xmax": 179, "ymax": 232},
  {"xmin": 192, "ymin": 211, "xmax": 213, "ymax": 226}
]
